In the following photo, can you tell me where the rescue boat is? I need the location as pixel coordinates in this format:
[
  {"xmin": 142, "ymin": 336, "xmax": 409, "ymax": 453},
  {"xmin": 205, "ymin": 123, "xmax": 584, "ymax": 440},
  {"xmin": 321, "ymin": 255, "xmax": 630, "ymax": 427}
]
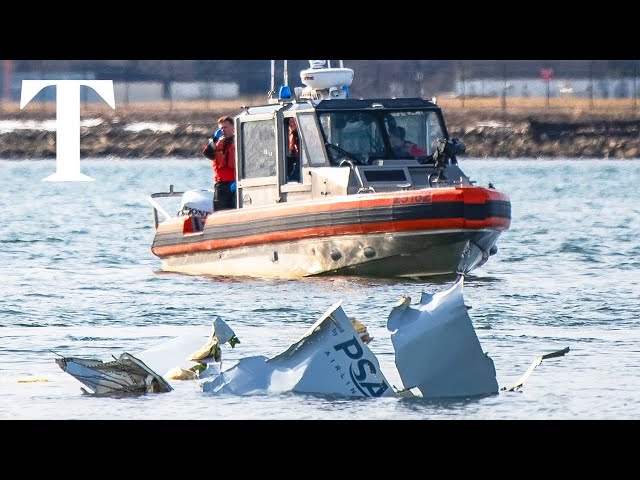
[{"xmin": 149, "ymin": 60, "xmax": 511, "ymax": 279}]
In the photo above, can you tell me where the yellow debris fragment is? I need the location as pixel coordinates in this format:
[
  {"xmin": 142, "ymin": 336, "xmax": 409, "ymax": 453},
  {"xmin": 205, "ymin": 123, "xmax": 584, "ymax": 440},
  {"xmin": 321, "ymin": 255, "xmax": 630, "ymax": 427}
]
[
  {"xmin": 164, "ymin": 367, "xmax": 198, "ymax": 381},
  {"xmin": 351, "ymin": 318, "xmax": 373, "ymax": 344},
  {"xmin": 187, "ymin": 338, "xmax": 221, "ymax": 362}
]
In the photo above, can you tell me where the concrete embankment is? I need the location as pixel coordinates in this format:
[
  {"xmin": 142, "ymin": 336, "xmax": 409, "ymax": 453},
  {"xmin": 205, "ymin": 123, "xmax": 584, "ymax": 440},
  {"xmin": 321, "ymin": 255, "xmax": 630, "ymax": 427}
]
[{"xmin": 1, "ymin": 105, "xmax": 639, "ymax": 159}]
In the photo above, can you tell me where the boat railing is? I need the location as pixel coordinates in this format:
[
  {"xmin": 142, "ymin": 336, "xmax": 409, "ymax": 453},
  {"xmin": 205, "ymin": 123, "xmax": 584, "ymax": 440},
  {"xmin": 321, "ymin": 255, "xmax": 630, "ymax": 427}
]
[
  {"xmin": 338, "ymin": 159, "xmax": 368, "ymax": 192},
  {"xmin": 148, "ymin": 184, "xmax": 185, "ymax": 229}
]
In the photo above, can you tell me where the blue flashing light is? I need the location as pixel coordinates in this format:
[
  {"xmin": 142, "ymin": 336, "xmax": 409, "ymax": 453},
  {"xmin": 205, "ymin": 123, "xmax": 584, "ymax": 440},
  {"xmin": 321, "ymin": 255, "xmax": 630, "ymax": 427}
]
[
  {"xmin": 279, "ymin": 85, "xmax": 292, "ymax": 100},
  {"xmin": 342, "ymin": 85, "xmax": 350, "ymax": 97}
]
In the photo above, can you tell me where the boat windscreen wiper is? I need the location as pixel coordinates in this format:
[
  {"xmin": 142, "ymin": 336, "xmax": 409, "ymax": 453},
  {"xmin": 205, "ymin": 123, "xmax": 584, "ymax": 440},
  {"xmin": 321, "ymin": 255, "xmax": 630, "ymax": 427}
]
[{"xmin": 324, "ymin": 142, "xmax": 360, "ymax": 165}]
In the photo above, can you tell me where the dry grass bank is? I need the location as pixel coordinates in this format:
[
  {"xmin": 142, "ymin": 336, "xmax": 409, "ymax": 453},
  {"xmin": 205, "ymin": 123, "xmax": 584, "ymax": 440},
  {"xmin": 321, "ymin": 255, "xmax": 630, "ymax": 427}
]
[
  {"xmin": 3, "ymin": 96, "xmax": 640, "ymax": 121},
  {"xmin": 437, "ymin": 97, "xmax": 640, "ymax": 121}
]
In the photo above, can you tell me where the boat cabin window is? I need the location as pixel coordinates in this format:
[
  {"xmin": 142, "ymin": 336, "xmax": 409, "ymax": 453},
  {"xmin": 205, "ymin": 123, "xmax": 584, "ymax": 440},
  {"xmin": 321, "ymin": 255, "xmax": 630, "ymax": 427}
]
[
  {"xmin": 240, "ymin": 120, "xmax": 277, "ymax": 179},
  {"xmin": 426, "ymin": 113, "xmax": 444, "ymax": 154},
  {"xmin": 298, "ymin": 113, "xmax": 326, "ymax": 166},
  {"xmin": 317, "ymin": 109, "xmax": 444, "ymax": 163},
  {"xmin": 384, "ymin": 111, "xmax": 443, "ymax": 158},
  {"xmin": 319, "ymin": 112, "xmax": 386, "ymax": 164}
]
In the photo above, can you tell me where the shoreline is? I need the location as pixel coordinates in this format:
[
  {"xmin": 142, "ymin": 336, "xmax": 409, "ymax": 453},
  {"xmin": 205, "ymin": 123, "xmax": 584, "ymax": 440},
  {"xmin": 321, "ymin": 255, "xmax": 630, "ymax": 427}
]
[{"xmin": 2, "ymin": 102, "xmax": 640, "ymax": 159}]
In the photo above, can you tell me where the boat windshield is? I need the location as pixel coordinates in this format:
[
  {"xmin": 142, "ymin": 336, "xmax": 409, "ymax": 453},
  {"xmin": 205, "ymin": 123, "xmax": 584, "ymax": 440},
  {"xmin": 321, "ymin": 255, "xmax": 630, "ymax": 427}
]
[{"xmin": 318, "ymin": 110, "xmax": 444, "ymax": 164}]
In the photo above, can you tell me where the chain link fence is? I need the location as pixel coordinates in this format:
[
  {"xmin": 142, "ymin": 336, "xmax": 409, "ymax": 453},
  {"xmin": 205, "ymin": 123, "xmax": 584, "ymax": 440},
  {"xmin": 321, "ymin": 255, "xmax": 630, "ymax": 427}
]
[{"xmin": 2, "ymin": 60, "xmax": 639, "ymax": 113}]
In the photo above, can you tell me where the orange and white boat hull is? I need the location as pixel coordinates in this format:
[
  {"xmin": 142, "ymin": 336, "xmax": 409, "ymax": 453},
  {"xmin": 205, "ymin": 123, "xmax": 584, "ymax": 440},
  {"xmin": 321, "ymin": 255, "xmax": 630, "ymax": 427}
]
[{"xmin": 151, "ymin": 186, "xmax": 511, "ymax": 279}]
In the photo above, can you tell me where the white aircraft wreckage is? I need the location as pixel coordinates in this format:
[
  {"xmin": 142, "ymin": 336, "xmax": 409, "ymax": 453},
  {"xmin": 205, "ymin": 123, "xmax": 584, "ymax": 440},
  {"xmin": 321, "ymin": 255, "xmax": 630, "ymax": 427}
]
[{"xmin": 55, "ymin": 277, "xmax": 569, "ymax": 399}]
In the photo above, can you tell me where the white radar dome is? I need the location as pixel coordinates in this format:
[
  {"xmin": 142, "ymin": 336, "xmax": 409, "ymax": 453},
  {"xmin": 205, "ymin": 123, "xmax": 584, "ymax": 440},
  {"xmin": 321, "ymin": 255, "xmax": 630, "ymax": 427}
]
[{"xmin": 300, "ymin": 67, "xmax": 354, "ymax": 91}]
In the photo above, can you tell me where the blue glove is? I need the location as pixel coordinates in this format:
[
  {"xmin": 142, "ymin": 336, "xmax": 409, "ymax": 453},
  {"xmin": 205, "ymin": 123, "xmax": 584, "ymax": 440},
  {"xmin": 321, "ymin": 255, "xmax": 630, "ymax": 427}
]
[{"xmin": 212, "ymin": 128, "xmax": 223, "ymax": 141}]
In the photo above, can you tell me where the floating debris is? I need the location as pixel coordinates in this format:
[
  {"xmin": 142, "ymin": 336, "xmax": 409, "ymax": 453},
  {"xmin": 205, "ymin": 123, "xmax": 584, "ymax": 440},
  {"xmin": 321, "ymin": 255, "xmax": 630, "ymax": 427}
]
[
  {"xmin": 202, "ymin": 301, "xmax": 391, "ymax": 397},
  {"xmin": 388, "ymin": 277, "xmax": 499, "ymax": 398},
  {"xmin": 55, "ymin": 317, "xmax": 239, "ymax": 395},
  {"xmin": 54, "ymin": 278, "xmax": 569, "ymax": 399},
  {"xmin": 501, "ymin": 347, "xmax": 570, "ymax": 392},
  {"xmin": 17, "ymin": 377, "xmax": 49, "ymax": 383},
  {"xmin": 54, "ymin": 353, "xmax": 172, "ymax": 395}
]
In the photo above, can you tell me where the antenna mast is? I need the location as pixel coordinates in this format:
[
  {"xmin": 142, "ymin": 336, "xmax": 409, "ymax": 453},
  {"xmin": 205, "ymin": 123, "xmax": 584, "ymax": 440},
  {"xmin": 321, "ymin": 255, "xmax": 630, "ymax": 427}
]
[
  {"xmin": 284, "ymin": 60, "xmax": 288, "ymax": 86},
  {"xmin": 269, "ymin": 60, "xmax": 276, "ymax": 97}
]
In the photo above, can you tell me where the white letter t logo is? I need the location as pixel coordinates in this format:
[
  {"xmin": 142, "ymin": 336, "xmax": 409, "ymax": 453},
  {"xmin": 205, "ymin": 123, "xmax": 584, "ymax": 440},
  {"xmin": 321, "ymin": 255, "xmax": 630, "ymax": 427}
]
[{"xmin": 20, "ymin": 80, "xmax": 115, "ymax": 181}]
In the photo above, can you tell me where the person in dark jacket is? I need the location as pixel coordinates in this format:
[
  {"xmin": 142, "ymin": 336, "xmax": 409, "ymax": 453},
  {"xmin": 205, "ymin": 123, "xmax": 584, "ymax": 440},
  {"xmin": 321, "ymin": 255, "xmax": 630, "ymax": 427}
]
[
  {"xmin": 287, "ymin": 118, "xmax": 301, "ymax": 182},
  {"xmin": 389, "ymin": 126, "xmax": 427, "ymax": 158}
]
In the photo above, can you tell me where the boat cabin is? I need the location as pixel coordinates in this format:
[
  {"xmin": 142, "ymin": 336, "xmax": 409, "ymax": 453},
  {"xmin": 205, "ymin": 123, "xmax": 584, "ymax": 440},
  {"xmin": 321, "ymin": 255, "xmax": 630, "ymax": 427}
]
[{"xmin": 234, "ymin": 63, "xmax": 470, "ymax": 209}]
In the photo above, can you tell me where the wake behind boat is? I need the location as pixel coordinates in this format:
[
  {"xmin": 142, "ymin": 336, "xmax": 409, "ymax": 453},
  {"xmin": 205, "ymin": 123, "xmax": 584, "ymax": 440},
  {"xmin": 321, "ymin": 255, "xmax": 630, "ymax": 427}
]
[{"xmin": 149, "ymin": 60, "xmax": 511, "ymax": 280}]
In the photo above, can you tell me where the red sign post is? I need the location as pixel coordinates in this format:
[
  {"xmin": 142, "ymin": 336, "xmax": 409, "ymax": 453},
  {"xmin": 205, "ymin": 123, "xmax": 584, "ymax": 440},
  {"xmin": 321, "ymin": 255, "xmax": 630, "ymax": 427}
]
[
  {"xmin": 540, "ymin": 68, "xmax": 554, "ymax": 80},
  {"xmin": 540, "ymin": 68, "xmax": 554, "ymax": 106}
]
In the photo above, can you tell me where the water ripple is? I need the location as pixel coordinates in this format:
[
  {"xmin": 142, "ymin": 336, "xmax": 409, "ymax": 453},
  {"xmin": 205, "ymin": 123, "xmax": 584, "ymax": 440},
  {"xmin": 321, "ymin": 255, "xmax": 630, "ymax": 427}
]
[{"xmin": 1, "ymin": 159, "xmax": 639, "ymax": 419}]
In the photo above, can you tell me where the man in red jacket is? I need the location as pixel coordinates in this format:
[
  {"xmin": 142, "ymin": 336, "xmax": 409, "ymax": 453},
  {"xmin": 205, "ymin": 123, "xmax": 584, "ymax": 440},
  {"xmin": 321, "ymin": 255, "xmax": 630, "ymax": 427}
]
[{"xmin": 203, "ymin": 116, "xmax": 236, "ymax": 211}]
